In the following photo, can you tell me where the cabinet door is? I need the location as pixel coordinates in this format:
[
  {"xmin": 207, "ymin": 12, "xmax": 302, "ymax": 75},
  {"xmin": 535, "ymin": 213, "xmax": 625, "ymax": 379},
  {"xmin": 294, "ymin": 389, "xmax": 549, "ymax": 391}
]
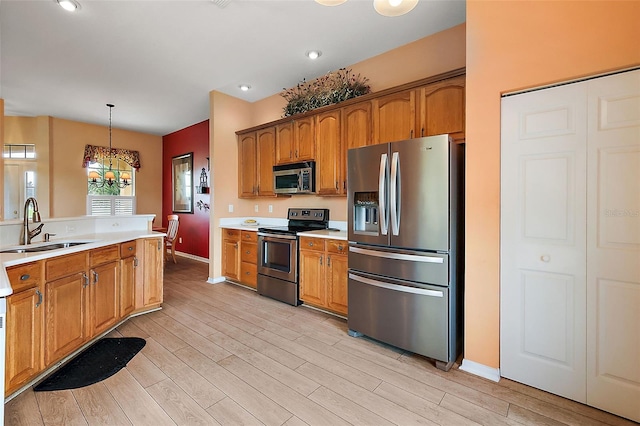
[
  {"xmin": 46, "ymin": 272, "xmax": 86, "ymax": 366},
  {"xmin": 120, "ymin": 255, "xmax": 136, "ymax": 318},
  {"xmin": 419, "ymin": 76, "xmax": 465, "ymax": 141},
  {"xmin": 299, "ymin": 250, "xmax": 325, "ymax": 307},
  {"xmin": 5, "ymin": 286, "xmax": 44, "ymax": 396},
  {"xmin": 88, "ymin": 260, "xmax": 120, "ymax": 338},
  {"xmin": 238, "ymin": 132, "xmax": 257, "ymax": 197},
  {"xmin": 222, "ymin": 239, "xmax": 240, "ymax": 280},
  {"xmin": 327, "ymin": 254, "xmax": 348, "ymax": 316},
  {"xmin": 295, "ymin": 117, "xmax": 316, "ymax": 161},
  {"xmin": 373, "ymin": 89, "xmax": 417, "ymax": 144},
  {"xmin": 142, "ymin": 238, "xmax": 164, "ymax": 307},
  {"xmin": 316, "ymin": 110, "xmax": 342, "ymax": 195},
  {"xmin": 276, "ymin": 122, "xmax": 294, "ymax": 164},
  {"xmin": 342, "ymin": 101, "xmax": 373, "ymax": 192},
  {"xmin": 257, "ymin": 127, "xmax": 276, "ymax": 196}
]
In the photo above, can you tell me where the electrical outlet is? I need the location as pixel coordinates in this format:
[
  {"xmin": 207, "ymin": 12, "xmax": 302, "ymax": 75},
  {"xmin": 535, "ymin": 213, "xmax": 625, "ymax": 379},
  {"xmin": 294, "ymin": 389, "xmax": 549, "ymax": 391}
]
[
  {"xmin": 179, "ymin": 237, "xmax": 182, "ymax": 244},
  {"xmin": 268, "ymin": 205, "xmax": 273, "ymax": 213},
  {"xmin": 228, "ymin": 204, "xmax": 234, "ymax": 213},
  {"xmin": 254, "ymin": 204, "xmax": 259, "ymax": 212}
]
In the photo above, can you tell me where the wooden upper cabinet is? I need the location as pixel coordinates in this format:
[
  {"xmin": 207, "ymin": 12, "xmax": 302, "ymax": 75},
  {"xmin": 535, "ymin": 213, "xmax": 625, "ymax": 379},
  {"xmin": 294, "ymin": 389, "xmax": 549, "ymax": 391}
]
[
  {"xmin": 256, "ymin": 128, "xmax": 276, "ymax": 196},
  {"xmin": 419, "ymin": 75, "xmax": 465, "ymax": 141},
  {"xmin": 276, "ymin": 117, "xmax": 315, "ymax": 164},
  {"xmin": 275, "ymin": 122, "xmax": 294, "ymax": 164},
  {"xmin": 373, "ymin": 89, "xmax": 417, "ymax": 144},
  {"xmin": 238, "ymin": 132, "xmax": 257, "ymax": 197},
  {"xmin": 341, "ymin": 101, "xmax": 373, "ymax": 193},
  {"xmin": 294, "ymin": 117, "xmax": 315, "ymax": 161},
  {"xmin": 316, "ymin": 110, "xmax": 342, "ymax": 196}
]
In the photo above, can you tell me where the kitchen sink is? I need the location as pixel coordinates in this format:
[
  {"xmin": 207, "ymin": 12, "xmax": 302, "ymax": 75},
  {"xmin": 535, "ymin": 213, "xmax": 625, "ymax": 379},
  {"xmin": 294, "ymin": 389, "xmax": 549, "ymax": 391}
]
[{"xmin": 0, "ymin": 241, "xmax": 92, "ymax": 254}]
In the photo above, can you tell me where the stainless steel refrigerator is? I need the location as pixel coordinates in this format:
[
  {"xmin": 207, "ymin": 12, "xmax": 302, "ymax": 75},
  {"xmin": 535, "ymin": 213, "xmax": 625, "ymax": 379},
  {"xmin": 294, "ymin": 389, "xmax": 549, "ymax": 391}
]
[{"xmin": 347, "ymin": 134, "xmax": 464, "ymax": 371}]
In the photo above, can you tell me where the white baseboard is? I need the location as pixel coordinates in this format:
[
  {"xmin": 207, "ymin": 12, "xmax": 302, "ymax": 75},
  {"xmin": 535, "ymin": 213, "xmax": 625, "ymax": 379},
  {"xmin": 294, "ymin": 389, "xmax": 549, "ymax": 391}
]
[
  {"xmin": 459, "ymin": 359, "xmax": 501, "ymax": 382},
  {"xmin": 208, "ymin": 276, "xmax": 226, "ymax": 284},
  {"xmin": 174, "ymin": 251, "xmax": 209, "ymax": 263}
]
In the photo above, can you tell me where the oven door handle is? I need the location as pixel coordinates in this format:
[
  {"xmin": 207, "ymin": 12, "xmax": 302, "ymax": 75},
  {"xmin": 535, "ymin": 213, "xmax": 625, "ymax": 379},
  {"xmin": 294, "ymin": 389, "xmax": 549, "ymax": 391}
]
[{"xmin": 258, "ymin": 232, "xmax": 298, "ymax": 240}]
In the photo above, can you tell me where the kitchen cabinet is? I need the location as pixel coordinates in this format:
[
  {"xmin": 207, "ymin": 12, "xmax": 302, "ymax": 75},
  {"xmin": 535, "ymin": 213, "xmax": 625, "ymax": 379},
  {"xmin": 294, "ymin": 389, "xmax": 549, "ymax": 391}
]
[
  {"xmin": 238, "ymin": 128, "xmax": 277, "ymax": 198},
  {"xmin": 341, "ymin": 101, "xmax": 373, "ymax": 193},
  {"xmin": 5, "ymin": 262, "xmax": 44, "ymax": 396},
  {"xmin": 418, "ymin": 75, "xmax": 465, "ymax": 142},
  {"xmin": 299, "ymin": 237, "xmax": 348, "ymax": 316},
  {"xmin": 44, "ymin": 251, "xmax": 88, "ymax": 366},
  {"xmin": 373, "ymin": 89, "xmax": 417, "ymax": 144},
  {"xmin": 136, "ymin": 238, "xmax": 164, "ymax": 309},
  {"xmin": 87, "ymin": 245, "xmax": 120, "ymax": 338},
  {"xmin": 222, "ymin": 229, "xmax": 240, "ymax": 281},
  {"xmin": 275, "ymin": 117, "xmax": 315, "ymax": 165},
  {"xmin": 239, "ymin": 230, "xmax": 258, "ymax": 288},
  {"xmin": 119, "ymin": 240, "xmax": 137, "ymax": 318},
  {"xmin": 315, "ymin": 110, "xmax": 342, "ymax": 196},
  {"xmin": 238, "ymin": 132, "xmax": 257, "ymax": 197}
]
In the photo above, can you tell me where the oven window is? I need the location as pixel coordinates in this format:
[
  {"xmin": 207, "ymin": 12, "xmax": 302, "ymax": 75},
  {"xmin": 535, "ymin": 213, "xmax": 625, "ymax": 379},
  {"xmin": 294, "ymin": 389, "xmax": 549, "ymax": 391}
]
[
  {"xmin": 263, "ymin": 240, "xmax": 292, "ymax": 272},
  {"xmin": 275, "ymin": 173, "xmax": 299, "ymax": 190}
]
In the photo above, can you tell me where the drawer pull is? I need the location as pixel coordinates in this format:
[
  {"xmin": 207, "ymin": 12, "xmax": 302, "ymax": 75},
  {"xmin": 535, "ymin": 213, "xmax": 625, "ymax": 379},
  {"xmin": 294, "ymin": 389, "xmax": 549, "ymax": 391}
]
[
  {"xmin": 128, "ymin": 246, "xmax": 133, "ymax": 251},
  {"xmin": 246, "ymin": 251, "xmax": 251, "ymax": 254},
  {"xmin": 338, "ymin": 245, "xmax": 344, "ymax": 251},
  {"xmin": 20, "ymin": 274, "xmax": 30, "ymax": 281}
]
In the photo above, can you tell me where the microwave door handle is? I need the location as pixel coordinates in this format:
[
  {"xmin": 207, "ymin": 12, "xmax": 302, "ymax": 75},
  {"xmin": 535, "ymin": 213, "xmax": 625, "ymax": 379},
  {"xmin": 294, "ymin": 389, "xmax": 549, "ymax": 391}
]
[
  {"xmin": 390, "ymin": 151, "xmax": 400, "ymax": 236},
  {"xmin": 379, "ymin": 153, "xmax": 388, "ymax": 235}
]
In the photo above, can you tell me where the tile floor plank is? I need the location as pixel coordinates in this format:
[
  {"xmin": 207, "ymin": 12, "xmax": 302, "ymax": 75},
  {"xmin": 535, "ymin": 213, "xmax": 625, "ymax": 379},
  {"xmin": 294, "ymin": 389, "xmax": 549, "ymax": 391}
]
[
  {"xmin": 34, "ymin": 390, "xmax": 88, "ymax": 426},
  {"xmin": 4, "ymin": 390, "xmax": 45, "ymax": 425},
  {"xmin": 72, "ymin": 383, "xmax": 132, "ymax": 425},
  {"xmin": 206, "ymin": 397, "xmax": 265, "ymax": 426},
  {"xmin": 146, "ymin": 378, "xmax": 221, "ymax": 426}
]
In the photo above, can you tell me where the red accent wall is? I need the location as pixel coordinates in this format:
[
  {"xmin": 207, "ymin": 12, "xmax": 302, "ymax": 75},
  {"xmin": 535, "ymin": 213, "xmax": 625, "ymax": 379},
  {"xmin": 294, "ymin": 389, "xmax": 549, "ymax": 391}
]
[{"xmin": 162, "ymin": 120, "xmax": 210, "ymax": 259}]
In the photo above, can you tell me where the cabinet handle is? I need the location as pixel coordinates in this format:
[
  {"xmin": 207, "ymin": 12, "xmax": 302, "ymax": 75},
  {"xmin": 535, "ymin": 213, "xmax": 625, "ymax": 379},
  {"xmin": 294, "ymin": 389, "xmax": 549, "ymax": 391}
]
[
  {"xmin": 308, "ymin": 241, "xmax": 313, "ymax": 247},
  {"xmin": 82, "ymin": 272, "xmax": 90, "ymax": 288},
  {"xmin": 93, "ymin": 270, "xmax": 99, "ymax": 284},
  {"xmin": 128, "ymin": 246, "xmax": 133, "ymax": 251},
  {"xmin": 20, "ymin": 274, "xmax": 30, "ymax": 281},
  {"xmin": 134, "ymin": 256, "xmax": 139, "ymax": 267},
  {"xmin": 343, "ymin": 181, "xmax": 346, "ymax": 190},
  {"xmin": 245, "ymin": 250, "xmax": 250, "ymax": 254},
  {"xmin": 157, "ymin": 240, "xmax": 162, "ymax": 251},
  {"xmin": 35, "ymin": 289, "xmax": 43, "ymax": 308},
  {"xmin": 234, "ymin": 243, "xmax": 238, "ymax": 248},
  {"xmin": 327, "ymin": 256, "xmax": 331, "ymax": 266},
  {"xmin": 319, "ymin": 256, "xmax": 323, "ymax": 266},
  {"xmin": 338, "ymin": 245, "xmax": 344, "ymax": 251},
  {"xmin": 421, "ymin": 127, "xmax": 425, "ymax": 137},
  {"xmin": 295, "ymin": 150, "xmax": 298, "ymax": 158},
  {"xmin": 410, "ymin": 129, "xmax": 414, "ymax": 139},
  {"xmin": 335, "ymin": 181, "xmax": 338, "ymax": 190}
]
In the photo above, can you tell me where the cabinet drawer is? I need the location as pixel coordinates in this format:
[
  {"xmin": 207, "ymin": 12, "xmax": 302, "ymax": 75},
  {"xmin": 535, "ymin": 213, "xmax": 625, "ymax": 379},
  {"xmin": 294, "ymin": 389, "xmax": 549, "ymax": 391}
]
[
  {"xmin": 241, "ymin": 242, "xmax": 257, "ymax": 264},
  {"xmin": 46, "ymin": 252, "xmax": 87, "ymax": 281},
  {"xmin": 241, "ymin": 230, "xmax": 258, "ymax": 243},
  {"xmin": 300, "ymin": 237, "xmax": 325, "ymax": 252},
  {"xmin": 240, "ymin": 261, "xmax": 257, "ymax": 287},
  {"xmin": 327, "ymin": 239, "xmax": 347, "ymax": 254},
  {"xmin": 223, "ymin": 229, "xmax": 240, "ymax": 240},
  {"xmin": 6, "ymin": 261, "xmax": 43, "ymax": 293},
  {"xmin": 120, "ymin": 240, "xmax": 136, "ymax": 258},
  {"xmin": 89, "ymin": 245, "xmax": 119, "ymax": 267}
]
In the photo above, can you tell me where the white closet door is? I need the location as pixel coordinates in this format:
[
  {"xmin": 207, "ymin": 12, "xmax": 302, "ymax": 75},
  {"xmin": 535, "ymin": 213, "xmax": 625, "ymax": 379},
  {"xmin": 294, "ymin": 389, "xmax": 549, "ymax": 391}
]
[
  {"xmin": 501, "ymin": 82, "xmax": 588, "ymax": 401},
  {"xmin": 586, "ymin": 70, "xmax": 640, "ymax": 422}
]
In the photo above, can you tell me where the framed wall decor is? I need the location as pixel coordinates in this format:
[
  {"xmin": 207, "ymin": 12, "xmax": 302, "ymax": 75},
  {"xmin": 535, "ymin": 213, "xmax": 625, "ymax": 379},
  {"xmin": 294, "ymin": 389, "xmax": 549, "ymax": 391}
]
[{"xmin": 172, "ymin": 152, "xmax": 194, "ymax": 213}]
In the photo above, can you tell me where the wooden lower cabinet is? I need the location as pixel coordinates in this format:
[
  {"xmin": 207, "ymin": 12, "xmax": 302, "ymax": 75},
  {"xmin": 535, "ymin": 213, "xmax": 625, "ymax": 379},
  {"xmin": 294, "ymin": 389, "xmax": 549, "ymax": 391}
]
[
  {"xmin": 222, "ymin": 229, "xmax": 240, "ymax": 280},
  {"xmin": 136, "ymin": 237, "xmax": 164, "ymax": 309},
  {"xmin": 239, "ymin": 230, "xmax": 258, "ymax": 288},
  {"xmin": 5, "ymin": 283, "xmax": 44, "ymax": 396},
  {"xmin": 120, "ymin": 241, "xmax": 137, "ymax": 318},
  {"xmin": 87, "ymin": 259, "xmax": 120, "ymax": 338},
  {"xmin": 299, "ymin": 237, "xmax": 348, "ymax": 316}
]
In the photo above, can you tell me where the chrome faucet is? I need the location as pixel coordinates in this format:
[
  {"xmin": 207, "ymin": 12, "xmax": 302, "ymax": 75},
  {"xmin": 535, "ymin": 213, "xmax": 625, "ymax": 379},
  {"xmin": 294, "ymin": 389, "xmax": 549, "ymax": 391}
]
[{"xmin": 23, "ymin": 197, "xmax": 44, "ymax": 245}]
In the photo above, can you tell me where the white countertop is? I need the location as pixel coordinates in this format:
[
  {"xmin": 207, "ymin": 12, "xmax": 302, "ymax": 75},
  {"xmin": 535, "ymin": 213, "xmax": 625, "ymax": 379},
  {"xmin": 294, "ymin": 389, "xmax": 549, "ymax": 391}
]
[
  {"xmin": 297, "ymin": 229, "xmax": 347, "ymax": 240},
  {"xmin": 0, "ymin": 230, "xmax": 164, "ymax": 297}
]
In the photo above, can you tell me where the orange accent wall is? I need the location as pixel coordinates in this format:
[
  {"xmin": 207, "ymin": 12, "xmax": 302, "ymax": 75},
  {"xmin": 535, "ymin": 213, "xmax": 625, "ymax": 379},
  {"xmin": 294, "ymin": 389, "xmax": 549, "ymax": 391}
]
[{"xmin": 465, "ymin": 0, "xmax": 640, "ymax": 368}]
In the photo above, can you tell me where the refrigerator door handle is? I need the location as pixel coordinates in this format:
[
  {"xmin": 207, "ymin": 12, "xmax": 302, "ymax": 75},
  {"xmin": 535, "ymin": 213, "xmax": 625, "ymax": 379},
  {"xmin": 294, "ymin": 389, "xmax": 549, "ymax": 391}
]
[
  {"xmin": 349, "ymin": 246, "xmax": 444, "ymax": 263},
  {"xmin": 390, "ymin": 151, "xmax": 400, "ymax": 236},
  {"xmin": 349, "ymin": 273, "xmax": 444, "ymax": 297},
  {"xmin": 379, "ymin": 153, "xmax": 389, "ymax": 236}
]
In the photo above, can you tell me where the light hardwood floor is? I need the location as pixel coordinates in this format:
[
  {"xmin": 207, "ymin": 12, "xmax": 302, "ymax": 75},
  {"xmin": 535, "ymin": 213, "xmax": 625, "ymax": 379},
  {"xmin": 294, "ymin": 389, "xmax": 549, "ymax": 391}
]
[{"xmin": 5, "ymin": 258, "xmax": 636, "ymax": 426}]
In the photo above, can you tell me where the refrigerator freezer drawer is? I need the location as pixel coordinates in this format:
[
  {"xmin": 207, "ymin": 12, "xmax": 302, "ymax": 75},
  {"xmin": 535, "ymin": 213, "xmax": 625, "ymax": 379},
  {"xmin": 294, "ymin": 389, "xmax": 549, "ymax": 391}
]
[
  {"xmin": 349, "ymin": 245, "xmax": 449, "ymax": 286},
  {"xmin": 348, "ymin": 272, "xmax": 449, "ymax": 362}
]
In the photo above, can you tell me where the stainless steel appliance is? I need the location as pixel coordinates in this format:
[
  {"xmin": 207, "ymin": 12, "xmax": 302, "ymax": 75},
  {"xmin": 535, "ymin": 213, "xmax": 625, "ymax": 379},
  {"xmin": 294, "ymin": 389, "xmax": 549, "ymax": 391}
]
[
  {"xmin": 257, "ymin": 208, "xmax": 329, "ymax": 305},
  {"xmin": 273, "ymin": 161, "xmax": 316, "ymax": 194},
  {"xmin": 347, "ymin": 134, "xmax": 464, "ymax": 371}
]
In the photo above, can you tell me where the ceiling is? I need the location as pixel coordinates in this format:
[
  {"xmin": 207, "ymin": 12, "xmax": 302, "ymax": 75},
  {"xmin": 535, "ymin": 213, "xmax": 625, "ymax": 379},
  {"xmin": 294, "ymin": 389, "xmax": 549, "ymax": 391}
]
[{"xmin": 0, "ymin": 0, "xmax": 466, "ymax": 136}]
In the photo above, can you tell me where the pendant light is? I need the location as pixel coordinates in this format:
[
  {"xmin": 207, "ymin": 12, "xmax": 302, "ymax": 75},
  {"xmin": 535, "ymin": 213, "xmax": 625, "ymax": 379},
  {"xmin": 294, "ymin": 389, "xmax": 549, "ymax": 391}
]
[{"xmin": 88, "ymin": 104, "xmax": 131, "ymax": 188}]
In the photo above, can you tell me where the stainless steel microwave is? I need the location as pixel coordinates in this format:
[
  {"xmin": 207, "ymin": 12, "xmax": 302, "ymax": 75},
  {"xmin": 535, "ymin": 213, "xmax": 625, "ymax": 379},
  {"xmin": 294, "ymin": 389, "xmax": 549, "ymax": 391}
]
[{"xmin": 273, "ymin": 161, "xmax": 316, "ymax": 194}]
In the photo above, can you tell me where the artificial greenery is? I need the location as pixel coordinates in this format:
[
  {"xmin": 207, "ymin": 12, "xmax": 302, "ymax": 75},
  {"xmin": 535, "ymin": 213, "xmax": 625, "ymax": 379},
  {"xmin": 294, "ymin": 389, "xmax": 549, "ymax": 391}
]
[{"xmin": 281, "ymin": 68, "xmax": 371, "ymax": 117}]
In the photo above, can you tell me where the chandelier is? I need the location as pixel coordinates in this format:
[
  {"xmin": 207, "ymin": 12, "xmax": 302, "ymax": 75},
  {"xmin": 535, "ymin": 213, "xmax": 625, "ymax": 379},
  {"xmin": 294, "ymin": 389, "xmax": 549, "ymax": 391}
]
[
  {"xmin": 88, "ymin": 104, "xmax": 131, "ymax": 188},
  {"xmin": 315, "ymin": 0, "xmax": 418, "ymax": 17}
]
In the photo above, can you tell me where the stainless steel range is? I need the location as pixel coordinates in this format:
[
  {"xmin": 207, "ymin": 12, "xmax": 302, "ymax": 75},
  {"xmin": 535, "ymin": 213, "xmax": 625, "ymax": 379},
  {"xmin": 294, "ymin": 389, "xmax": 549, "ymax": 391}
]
[{"xmin": 257, "ymin": 208, "xmax": 329, "ymax": 306}]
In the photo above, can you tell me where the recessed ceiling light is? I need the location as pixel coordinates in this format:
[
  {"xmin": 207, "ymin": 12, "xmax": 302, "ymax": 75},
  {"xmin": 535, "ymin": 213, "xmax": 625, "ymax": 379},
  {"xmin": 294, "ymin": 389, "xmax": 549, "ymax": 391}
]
[
  {"xmin": 56, "ymin": 0, "xmax": 80, "ymax": 12},
  {"xmin": 306, "ymin": 50, "xmax": 322, "ymax": 60},
  {"xmin": 239, "ymin": 84, "xmax": 251, "ymax": 92}
]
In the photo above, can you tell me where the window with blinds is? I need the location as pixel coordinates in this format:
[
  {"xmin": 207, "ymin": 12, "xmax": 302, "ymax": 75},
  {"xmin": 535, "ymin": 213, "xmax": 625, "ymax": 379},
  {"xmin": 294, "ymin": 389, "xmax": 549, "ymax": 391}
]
[{"xmin": 87, "ymin": 196, "xmax": 136, "ymax": 216}]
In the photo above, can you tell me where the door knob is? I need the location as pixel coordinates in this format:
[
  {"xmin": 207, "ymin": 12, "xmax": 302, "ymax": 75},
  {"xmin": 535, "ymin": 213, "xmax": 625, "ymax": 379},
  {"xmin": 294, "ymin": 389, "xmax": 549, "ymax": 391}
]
[{"xmin": 540, "ymin": 255, "xmax": 550, "ymax": 262}]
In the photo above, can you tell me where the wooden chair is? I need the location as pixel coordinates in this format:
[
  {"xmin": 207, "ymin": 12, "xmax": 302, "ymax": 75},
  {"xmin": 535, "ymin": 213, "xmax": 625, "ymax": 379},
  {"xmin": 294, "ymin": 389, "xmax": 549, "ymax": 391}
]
[{"xmin": 165, "ymin": 214, "xmax": 179, "ymax": 263}]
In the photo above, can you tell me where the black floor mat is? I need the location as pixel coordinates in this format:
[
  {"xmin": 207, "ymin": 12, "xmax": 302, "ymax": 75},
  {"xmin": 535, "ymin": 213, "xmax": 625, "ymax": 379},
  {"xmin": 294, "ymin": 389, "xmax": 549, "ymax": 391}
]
[{"xmin": 34, "ymin": 337, "xmax": 146, "ymax": 392}]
